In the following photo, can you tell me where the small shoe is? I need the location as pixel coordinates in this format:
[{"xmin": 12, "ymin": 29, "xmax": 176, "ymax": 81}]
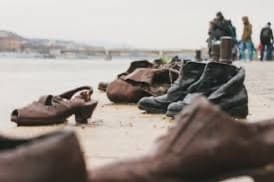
[{"xmin": 11, "ymin": 86, "xmax": 98, "ymax": 126}]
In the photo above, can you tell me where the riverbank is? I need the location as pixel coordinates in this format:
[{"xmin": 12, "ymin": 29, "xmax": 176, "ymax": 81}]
[{"xmin": 1, "ymin": 60, "xmax": 274, "ymax": 181}]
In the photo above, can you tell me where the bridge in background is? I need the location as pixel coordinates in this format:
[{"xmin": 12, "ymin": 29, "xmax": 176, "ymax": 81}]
[{"xmin": 60, "ymin": 48, "xmax": 197, "ymax": 60}]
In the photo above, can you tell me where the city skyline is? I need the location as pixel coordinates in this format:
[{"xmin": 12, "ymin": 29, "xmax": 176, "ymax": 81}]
[{"xmin": 1, "ymin": 0, "xmax": 274, "ymax": 49}]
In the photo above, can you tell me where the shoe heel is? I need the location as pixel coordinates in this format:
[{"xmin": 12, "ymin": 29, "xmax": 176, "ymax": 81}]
[
  {"xmin": 227, "ymin": 104, "xmax": 248, "ymax": 119},
  {"xmin": 75, "ymin": 101, "xmax": 98, "ymax": 124}
]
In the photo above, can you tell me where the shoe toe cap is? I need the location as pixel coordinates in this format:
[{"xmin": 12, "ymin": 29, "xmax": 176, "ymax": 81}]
[
  {"xmin": 138, "ymin": 96, "xmax": 158, "ymax": 108},
  {"xmin": 138, "ymin": 97, "xmax": 168, "ymax": 113},
  {"xmin": 166, "ymin": 101, "xmax": 185, "ymax": 117}
]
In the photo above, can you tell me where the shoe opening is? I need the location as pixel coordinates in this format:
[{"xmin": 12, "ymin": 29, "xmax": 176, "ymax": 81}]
[
  {"xmin": 11, "ymin": 109, "xmax": 19, "ymax": 122},
  {"xmin": 45, "ymin": 95, "xmax": 54, "ymax": 106}
]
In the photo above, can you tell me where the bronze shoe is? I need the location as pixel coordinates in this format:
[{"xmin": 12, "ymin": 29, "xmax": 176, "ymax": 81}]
[
  {"xmin": 11, "ymin": 86, "xmax": 98, "ymax": 126},
  {"xmin": 107, "ymin": 68, "xmax": 179, "ymax": 103},
  {"xmin": 0, "ymin": 130, "xmax": 87, "ymax": 182},
  {"xmin": 89, "ymin": 97, "xmax": 274, "ymax": 182},
  {"xmin": 106, "ymin": 59, "xmax": 181, "ymax": 104}
]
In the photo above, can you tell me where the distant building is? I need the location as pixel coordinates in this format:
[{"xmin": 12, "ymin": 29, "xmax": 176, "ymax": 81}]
[{"xmin": 0, "ymin": 31, "xmax": 24, "ymax": 52}]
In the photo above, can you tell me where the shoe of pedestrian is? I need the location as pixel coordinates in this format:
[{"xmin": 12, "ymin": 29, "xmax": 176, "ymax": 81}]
[
  {"xmin": 167, "ymin": 62, "xmax": 248, "ymax": 118},
  {"xmin": 11, "ymin": 86, "xmax": 98, "ymax": 126},
  {"xmin": 88, "ymin": 97, "xmax": 274, "ymax": 182},
  {"xmin": 0, "ymin": 130, "xmax": 87, "ymax": 182},
  {"xmin": 138, "ymin": 62, "xmax": 205, "ymax": 113}
]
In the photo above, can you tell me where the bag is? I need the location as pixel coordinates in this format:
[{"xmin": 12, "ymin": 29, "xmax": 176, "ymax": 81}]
[{"xmin": 261, "ymin": 28, "xmax": 271, "ymax": 41}]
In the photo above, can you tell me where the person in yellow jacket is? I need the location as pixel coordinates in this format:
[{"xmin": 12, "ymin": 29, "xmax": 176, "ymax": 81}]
[{"xmin": 239, "ymin": 16, "xmax": 254, "ymax": 61}]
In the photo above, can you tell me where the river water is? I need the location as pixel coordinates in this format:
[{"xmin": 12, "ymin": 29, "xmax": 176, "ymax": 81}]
[{"xmin": 0, "ymin": 58, "xmax": 133, "ymax": 128}]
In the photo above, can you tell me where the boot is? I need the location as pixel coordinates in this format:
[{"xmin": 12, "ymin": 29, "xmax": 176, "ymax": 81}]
[
  {"xmin": 0, "ymin": 130, "xmax": 87, "ymax": 182},
  {"xmin": 208, "ymin": 67, "xmax": 248, "ymax": 118},
  {"xmin": 89, "ymin": 97, "xmax": 274, "ymax": 182},
  {"xmin": 167, "ymin": 62, "xmax": 248, "ymax": 118},
  {"xmin": 11, "ymin": 86, "xmax": 98, "ymax": 126},
  {"xmin": 138, "ymin": 62, "xmax": 206, "ymax": 113}
]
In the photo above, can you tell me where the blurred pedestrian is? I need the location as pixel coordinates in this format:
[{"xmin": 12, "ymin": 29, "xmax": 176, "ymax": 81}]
[
  {"xmin": 260, "ymin": 22, "xmax": 273, "ymax": 61},
  {"xmin": 240, "ymin": 16, "xmax": 254, "ymax": 61},
  {"xmin": 207, "ymin": 12, "xmax": 234, "ymax": 58},
  {"xmin": 228, "ymin": 20, "xmax": 238, "ymax": 60}
]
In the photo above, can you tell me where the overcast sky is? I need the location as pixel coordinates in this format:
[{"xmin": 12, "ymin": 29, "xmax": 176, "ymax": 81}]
[{"xmin": 0, "ymin": 0, "xmax": 273, "ymax": 49}]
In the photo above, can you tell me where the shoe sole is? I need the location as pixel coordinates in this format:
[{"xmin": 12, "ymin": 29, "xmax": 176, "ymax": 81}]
[
  {"xmin": 166, "ymin": 103, "xmax": 248, "ymax": 119},
  {"xmin": 226, "ymin": 104, "xmax": 249, "ymax": 119},
  {"xmin": 138, "ymin": 104, "xmax": 167, "ymax": 114},
  {"xmin": 166, "ymin": 109, "xmax": 180, "ymax": 118}
]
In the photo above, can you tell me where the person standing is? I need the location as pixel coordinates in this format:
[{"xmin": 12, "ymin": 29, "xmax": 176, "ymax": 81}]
[
  {"xmin": 260, "ymin": 22, "xmax": 274, "ymax": 61},
  {"xmin": 228, "ymin": 20, "xmax": 238, "ymax": 60},
  {"xmin": 207, "ymin": 12, "xmax": 234, "ymax": 57},
  {"xmin": 240, "ymin": 16, "xmax": 254, "ymax": 61}
]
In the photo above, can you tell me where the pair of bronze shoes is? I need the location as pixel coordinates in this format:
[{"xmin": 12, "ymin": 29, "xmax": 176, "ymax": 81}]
[
  {"xmin": 4, "ymin": 97, "xmax": 274, "ymax": 181},
  {"xmin": 11, "ymin": 86, "xmax": 98, "ymax": 126}
]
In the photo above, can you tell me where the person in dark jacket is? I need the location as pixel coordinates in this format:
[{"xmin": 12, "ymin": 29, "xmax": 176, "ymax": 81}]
[
  {"xmin": 228, "ymin": 20, "xmax": 238, "ymax": 60},
  {"xmin": 260, "ymin": 22, "xmax": 274, "ymax": 61},
  {"xmin": 207, "ymin": 12, "xmax": 234, "ymax": 57},
  {"xmin": 211, "ymin": 12, "xmax": 234, "ymax": 40}
]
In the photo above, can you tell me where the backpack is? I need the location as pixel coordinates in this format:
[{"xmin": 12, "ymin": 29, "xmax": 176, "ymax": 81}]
[{"xmin": 261, "ymin": 28, "xmax": 272, "ymax": 41}]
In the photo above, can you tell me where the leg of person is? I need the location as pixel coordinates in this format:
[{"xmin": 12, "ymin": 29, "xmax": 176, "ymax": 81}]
[
  {"xmin": 246, "ymin": 41, "xmax": 254, "ymax": 61},
  {"xmin": 261, "ymin": 44, "xmax": 265, "ymax": 61},
  {"xmin": 266, "ymin": 43, "xmax": 273, "ymax": 60},
  {"xmin": 239, "ymin": 42, "xmax": 246, "ymax": 61}
]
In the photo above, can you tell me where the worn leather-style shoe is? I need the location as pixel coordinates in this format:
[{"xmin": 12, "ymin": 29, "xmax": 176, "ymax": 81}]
[
  {"xmin": 107, "ymin": 68, "xmax": 179, "ymax": 103},
  {"xmin": 88, "ymin": 97, "xmax": 274, "ymax": 182},
  {"xmin": 0, "ymin": 130, "xmax": 87, "ymax": 182},
  {"xmin": 11, "ymin": 86, "xmax": 98, "ymax": 126},
  {"xmin": 106, "ymin": 59, "xmax": 182, "ymax": 104},
  {"xmin": 138, "ymin": 62, "xmax": 205, "ymax": 113},
  {"xmin": 106, "ymin": 78, "xmax": 152, "ymax": 103},
  {"xmin": 167, "ymin": 62, "xmax": 248, "ymax": 118}
]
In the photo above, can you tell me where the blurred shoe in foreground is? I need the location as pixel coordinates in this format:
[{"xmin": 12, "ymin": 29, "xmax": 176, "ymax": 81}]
[
  {"xmin": 89, "ymin": 97, "xmax": 274, "ymax": 182},
  {"xmin": 0, "ymin": 130, "xmax": 87, "ymax": 182}
]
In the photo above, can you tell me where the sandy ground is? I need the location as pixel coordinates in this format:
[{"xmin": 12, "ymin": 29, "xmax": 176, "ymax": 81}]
[{"xmin": 1, "ymin": 61, "xmax": 274, "ymax": 182}]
